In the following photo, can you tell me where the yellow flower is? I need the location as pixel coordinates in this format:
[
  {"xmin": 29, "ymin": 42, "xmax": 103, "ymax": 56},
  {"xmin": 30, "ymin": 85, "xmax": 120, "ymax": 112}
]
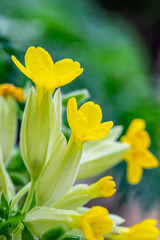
[
  {"xmin": 71, "ymin": 206, "xmax": 113, "ymax": 240},
  {"xmin": 11, "ymin": 46, "xmax": 83, "ymax": 92},
  {"xmin": 0, "ymin": 83, "xmax": 25, "ymax": 103},
  {"xmin": 121, "ymin": 119, "xmax": 159, "ymax": 184},
  {"xmin": 84, "ymin": 176, "xmax": 116, "ymax": 198},
  {"xmin": 82, "ymin": 206, "xmax": 113, "ymax": 240},
  {"xmin": 113, "ymin": 219, "xmax": 159, "ymax": 240},
  {"xmin": 67, "ymin": 97, "xmax": 113, "ymax": 142}
]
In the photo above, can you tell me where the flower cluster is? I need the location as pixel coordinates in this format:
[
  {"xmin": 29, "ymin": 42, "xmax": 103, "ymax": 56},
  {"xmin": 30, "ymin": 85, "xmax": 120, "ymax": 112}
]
[{"xmin": 0, "ymin": 46, "xmax": 158, "ymax": 240}]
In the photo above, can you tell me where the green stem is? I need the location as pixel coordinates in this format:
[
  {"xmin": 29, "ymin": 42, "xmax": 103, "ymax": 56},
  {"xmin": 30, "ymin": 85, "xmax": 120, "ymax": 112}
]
[
  {"xmin": 11, "ymin": 182, "xmax": 31, "ymax": 208},
  {"xmin": 22, "ymin": 179, "xmax": 37, "ymax": 213}
]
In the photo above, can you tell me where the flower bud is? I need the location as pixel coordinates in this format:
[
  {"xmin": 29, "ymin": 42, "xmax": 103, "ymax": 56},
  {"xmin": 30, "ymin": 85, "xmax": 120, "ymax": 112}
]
[
  {"xmin": 0, "ymin": 95, "xmax": 17, "ymax": 165},
  {"xmin": 20, "ymin": 87, "xmax": 56, "ymax": 180}
]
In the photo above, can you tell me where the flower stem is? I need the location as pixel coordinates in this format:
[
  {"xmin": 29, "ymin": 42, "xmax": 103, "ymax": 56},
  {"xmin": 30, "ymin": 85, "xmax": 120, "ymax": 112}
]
[
  {"xmin": 22, "ymin": 179, "xmax": 37, "ymax": 213},
  {"xmin": 11, "ymin": 182, "xmax": 31, "ymax": 208}
]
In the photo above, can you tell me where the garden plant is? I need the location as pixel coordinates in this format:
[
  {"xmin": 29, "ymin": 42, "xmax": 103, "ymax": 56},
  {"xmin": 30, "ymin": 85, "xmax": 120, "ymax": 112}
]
[{"xmin": 0, "ymin": 46, "xmax": 159, "ymax": 240}]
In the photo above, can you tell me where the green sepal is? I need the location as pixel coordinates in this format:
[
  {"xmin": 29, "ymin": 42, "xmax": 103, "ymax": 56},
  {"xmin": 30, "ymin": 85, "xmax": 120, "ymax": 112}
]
[
  {"xmin": 52, "ymin": 184, "xmax": 90, "ymax": 210},
  {"xmin": 36, "ymin": 135, "xmax": 83, "ymax": 206}
]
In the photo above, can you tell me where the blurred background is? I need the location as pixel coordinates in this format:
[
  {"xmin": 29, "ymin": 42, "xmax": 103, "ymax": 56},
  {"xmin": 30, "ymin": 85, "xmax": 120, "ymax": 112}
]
[{"xmin": 0, "ymin": 0, "xmax": 160, "ymax": 230}]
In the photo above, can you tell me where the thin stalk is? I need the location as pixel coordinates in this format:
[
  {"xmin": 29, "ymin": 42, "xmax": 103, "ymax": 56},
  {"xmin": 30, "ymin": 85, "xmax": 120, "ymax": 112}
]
[
  {"xmin": 22, "ymin": 179, "xmax": 37, "ymax": 213},
  {"xmin": 11, "ymin": 182, "xmax": 31, "ymax": 208}
]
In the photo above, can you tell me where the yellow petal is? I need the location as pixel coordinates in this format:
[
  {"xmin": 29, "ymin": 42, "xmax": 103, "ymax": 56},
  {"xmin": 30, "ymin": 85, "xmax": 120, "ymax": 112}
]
[
  {"xmin": 33, "ymin": 67, "xmax": 60, "ymax": 89},
  {"xmin": 73, "ymin": 112, "xmax": 87, "ymax": 139},
  {"xmin": 83, "ymin": 121, "xmax": 113, "ymax": 142},
  {"xmin": 0, "ymin": 83, "xmax": 25, "ymax": 103},
  {"xmin": 133, "ymin": 130, "xmax": 151, "ymax": 149},
  {"xmin": 126, "ymin": 119, "xmax": 146, "ymax": 137},
  {"xmin": 82, "ymin": 206, "xmax": 113, "ymax": 240},
  {"xmin": 96, "ymin": 176, "xmax": 116, "ymax": 198},
  {"xmin": 137, "ymin": 219, "xmax": 157, "ymax": 227},
  {"xmin": 127, "ymin": 161, "xmax": 143, "ymax": 185},
  {"xmin": 130, "ymin": 219, "xmax": 159, "ymax": 240},
  {"xmin": 54, "ymin": 58, "xmax": 81, "ymax": 76},
  {"xmin": 86, "ymin": 206, "xmax": 109, "ymax": 216},
  {"xmin": 25, "ymin": 46, "xmax": 54, "ymax": 74},
  {"xmin": 82, "ymin": 126, "xmax": 108, "ymax": 142},
  {"xmin": 67, "ymin": 97, "xmax": 78, "ymax": 129},
  {"xmin": 67, "ymin": 97, "xmax": 87, "ymax": 138},
  {"xmin": 11, "ymin": 55, "xmax": 32, "ymax": 79},
  {"xmin": 138, "ymin": 150, "xmax": 159, "ymax": 169},
  {"xmin": 54, "ymin": 58, "xmax": 83, "ymax": 86},
  {"xmin": 79, "ymin": 102, "xmax": 102, "ymax": 129},
  {"xmin": 60, "ymin": 68, "xmax": 83, "ymax": 86},
  {"xmin": 100, "ymin": 121, "xmax": 114, "ymax": 131}
]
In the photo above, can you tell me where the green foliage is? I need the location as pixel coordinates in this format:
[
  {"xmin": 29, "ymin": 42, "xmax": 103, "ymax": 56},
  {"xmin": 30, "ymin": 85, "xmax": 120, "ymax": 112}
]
[{"xmin": 0, "ymin": 194, "xmax": 25, "ymax": 239}]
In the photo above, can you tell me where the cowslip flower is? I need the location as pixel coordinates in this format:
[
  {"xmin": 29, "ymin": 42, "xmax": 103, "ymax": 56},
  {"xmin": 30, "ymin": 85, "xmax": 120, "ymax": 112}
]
[
  {"xmin": 121, "ymin": 119, "xmax": 159, "ymax": 184},
  {"xmin": 110, "ymin": 219, "xmax": 159, "ymax": 240},
  {"xmin": 11, "ymin": 46, "xmax": 83, "ymax": 93},
  {"xmin": 52, "ymin": 176, "xmax": 116, "ymax": 210},
  {"xmin": 0, "ymin": 83, "xmax": 25, "ymax": 103},
  {"xmin": 67, "ymin": 97, "xmax": 113, "ymax": 142},
  {"xmin": 84, "ymin": 176, "xmax": 116, "ymax": 198},
  {"xmin": 71, "ymin": 206, "xmax": 113, "ymax": 240}
]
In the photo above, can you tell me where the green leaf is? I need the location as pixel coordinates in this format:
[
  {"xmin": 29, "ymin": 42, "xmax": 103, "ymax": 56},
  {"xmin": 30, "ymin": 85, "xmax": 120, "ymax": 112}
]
[
  {"xmin": 0, "ymin": 210, "xmax": 25, "ymax": 235},
  {"xmin": 62, "ymin": 89, "xmax": 90, "ymax": 107},
  {"xmin": 22, "ymin": 226, "xmax": 34, "ymax": 240},
  {"xmin": 42, "ymin": 226, "xmax": 66, "ymax": 240},
  {"xmin": 0, "ymin": 194, "xmax": 9, "ymax": 219}
]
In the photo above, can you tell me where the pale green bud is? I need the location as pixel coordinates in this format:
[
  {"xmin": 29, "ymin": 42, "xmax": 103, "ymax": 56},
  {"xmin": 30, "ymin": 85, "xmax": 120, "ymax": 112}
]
[
  {"xmin": 20, "ymin": 87, "xmax": 56, "ymax": 180},
  {"xmin": 0, "ymin": 147, "xmax": 15, "ymax": 201},
  {"xmin": 77, "ymin": 131, "xmax": 129, "ymax": 180},
  {"xmin": 36, "ymin": 134, "xmax": 83, "ymax": 206},
  {"xmin": 52, "ymin": 184, "xmax": 89, "ymax": 210},
  {"xmin": 0, "ymin": 96, "xmax": 17, "ymax": 165},
  {"xmin": 25, "ymin": 207, "xmax": 77, "ymax": 237}
]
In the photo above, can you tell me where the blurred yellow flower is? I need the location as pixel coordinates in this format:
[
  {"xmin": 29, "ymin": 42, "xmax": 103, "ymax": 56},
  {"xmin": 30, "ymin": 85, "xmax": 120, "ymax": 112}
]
[
  {"xmin": 121, "ymin": 119, "xmax": 159, "ymax": 184},
  {"xmin": 67, "ymin": 97, "xmax": 113, "ymax": 142},
  {"xmin": 113, "ymin": 219, "xmax": 159, "ymax": 240},
  {"xmin": 82, "ymin": 206, "xmax": 113, "ymax": 240},
  {"xmin": 0, "ymin": 83, "xmax": 25, "ymax": 103},
  {"xmin": 12, "ymin": 46, "xmax": 83, "ymax": 91},
  {"xmin": 85, "ymin": 176, "xmax": 116, "ymax": 198}
]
